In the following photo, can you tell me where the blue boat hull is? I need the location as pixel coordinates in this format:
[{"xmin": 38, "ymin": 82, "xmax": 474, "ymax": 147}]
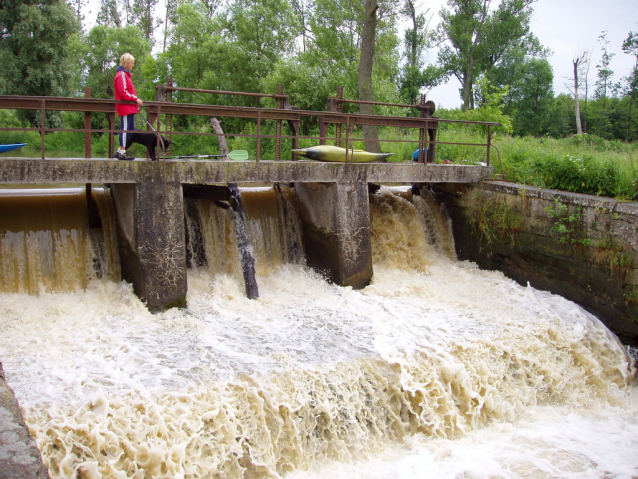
[{"xmin": 0, "ymin": 143, "xmax": 27, "ymax": 153}]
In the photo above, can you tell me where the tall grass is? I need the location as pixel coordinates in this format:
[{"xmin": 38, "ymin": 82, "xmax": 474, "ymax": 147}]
[{"xmin": 382, "ymin": 126, "xmax": 638, "ymax": 201}]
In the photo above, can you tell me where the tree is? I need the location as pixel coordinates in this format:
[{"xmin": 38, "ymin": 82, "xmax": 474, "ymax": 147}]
[
  {"xmin": 508, "ymin": 58, "xmax": 553, "ymax": 136},
  {"xmin": 570, "ymin": 51, "xmax": 588, "ymax": 135},
  {"xmin": 401, "ymin": 0, "xmax": 428, "ymax": 71},
  {"xmin": 163, "ymin": 3, "xmax": 222, "ymax": 93},
  {"xmin": 435, "ymin": 0, "xmax": 539, "ymax": 110},
  {"xmin": 621, "ymin": 29, "xmax": 638, "ymax": 142},
  {"xmin": 160, "ymin": 0, "xmax": 178, "ymax": 53},
  {"xmin": 595, "ymin": 31, "xmax": 614, "ymax": 137},
  {"xmin": 130, "ymin": 0, "xmax": 160, "ymax": 46},
  {"xmin": 72, "ymin": 25, "xmax": 152, "ymax": 99},
  {"xmin": 224, "ymin": 0, "xmax": 301, "ymax": 95},
  {"xmin": 398, "ymin": 0, "xmax": 443, "ymax": 105},
  {"xmin": 359, "ymin": 0, "xmax": 381, "ymax": 152},
  {"xmin": 96, "ymin": 0, "xmax": 122, "ymax": 27},
  {"xmin": 460, "ymin": 75, "xmax": 512, "ymax": 134},
  {"xmin": 0, "ymin": 0, "xmax": 81, "ymax": 125}
]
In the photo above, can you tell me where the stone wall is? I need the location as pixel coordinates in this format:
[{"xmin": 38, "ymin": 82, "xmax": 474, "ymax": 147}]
[
  {"xmin": 435, "ymin": 181, "xmax": 638, "ymax": 346},
  {"xmin": 0, "ymin": 362, "xmax": 49, "ymax": 479}
]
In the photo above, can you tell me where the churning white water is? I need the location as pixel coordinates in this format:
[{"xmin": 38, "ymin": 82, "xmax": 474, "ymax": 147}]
[{"xmin": 0, "ymin": 187, "xmax": 636, "ymax": 478}]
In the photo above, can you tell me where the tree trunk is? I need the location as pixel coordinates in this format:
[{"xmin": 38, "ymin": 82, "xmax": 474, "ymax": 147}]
[
  {"xmin": 462, "ymin": 60, "xmax": 473, "ymax": 110},
  {"xmin": 626, "ymin": 58, "xmax": 637, "ymax": 142},
  {"xmin": 573, "ymin": 60, "xmax": 583, "ymax": 135},
  {"xmin": 407, "ymin": 0, "xmax": 417, "ymax": 68},
  {"xmin": 626, "ymin": 93, "xmax": 634, "ymax": 142},
  {"xmin": 358, "ymin": 0, "xmax": 381, "ymax": 153},
  {"xmin": 210, "ymin": 118, "xmax": 228, "ymax": 156}
]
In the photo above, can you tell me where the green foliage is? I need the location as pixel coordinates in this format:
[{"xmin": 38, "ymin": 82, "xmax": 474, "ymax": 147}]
[
  {"xmin": 625, "ymin": 287, "xmax": 638, "ymax": 305},
  {"xmin": 456, "ymin": 76, "xmax": 513, "ymax": 134},
  {"xmin": 435, "ymin": 0, "xmax": 539, "ymax": 109},
  {"xmin": 465, "ymin": 194, "xmax": 522, "ymax": 252},
  {"xmin": 399, "ymin": 64, "xmax": 447, "ymax": 105},
  {"xmin": 496, "ymin": 57, "xmax": 554, "ymax": 136},
  {"xmin": 0, "ymin": 0, "xmax": 81, "ymax": 126},
  {"xmin": 545, "ymin": 199, "xmax": 590, "ymax": 246},
  {"xmin": 483, "ymin": 133, "xmax": 638, "ymax": 200},
  {"xmin": 71, "ymin": 25, "xmax": 153, "ymax": 100},
  {"xmin": 593, "ymin": 236, "xmax": 633, "ymax": 274}
]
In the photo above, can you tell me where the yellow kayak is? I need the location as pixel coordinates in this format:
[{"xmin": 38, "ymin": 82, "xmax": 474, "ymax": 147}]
[{"xmin": 292, "ymin": 145, "xmax": 393, "ymax": 163}]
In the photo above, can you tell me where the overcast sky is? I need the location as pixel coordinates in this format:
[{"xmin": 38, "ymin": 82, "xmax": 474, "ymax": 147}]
[
  {"xmin": 83, "ymin": 0, "xmax": 638, "ymax": 109},
  {"xmin": 426, "ymin": 0, "xmax": 638, "ymax": 108}
]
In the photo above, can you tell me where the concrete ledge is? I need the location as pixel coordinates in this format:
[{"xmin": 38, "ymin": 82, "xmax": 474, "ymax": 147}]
[
  {"xmin": 0, "ymin": 159, "xmax": 491, "ymax": 185},
  {"xmin": 0, "ymin": 363, "xmax": 49, "ymax": 479},
  {"xmin": 436, "ymin": 180, "xmax": 638, "ymax": 345}
]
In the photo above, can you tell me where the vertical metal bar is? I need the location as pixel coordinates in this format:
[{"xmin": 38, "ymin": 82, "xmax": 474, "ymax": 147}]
[
  {"xmin": 256, "ymin": 111, "xmax": 261, "ymax": 162},
  {"xmin": 428, "ymin": 125, "xmax": 437, "ymax": 163},
  {"xmin": 418, "ymin": 127, "xmax": 426, "ymax": 163},
  {"xmin": 165, "ymin": 76, "xmax": 173, "ymax": 157},
  {"xmin": 275, "ymin": 84, "xmax": 283, "ymax": 161},
  {"xmin": 487, "ymin": 125, "xmax": 492, "ymax": 166},
  {"xmin": 335, "ymin": 86, "xmax": 344, "ymax": 147},
  {"xmin": 319, "ymin": 117, "xmax": 326, "ymax": 145},
  {"xmin": 40, "ymin": 99, "xmax": 45, "ymax": 159},
  {"xmin": 108, "ymin": 113, "xmax": 115, "ymax": 159},
  {"xmin": 157, "ymin": 104, "xmax": 164, "ymax": 160},
  {"xmin": 84, "ymin": 88, "xmax": 91, "ymax": 159},
  {"xmin": 418, "ymin": 94, "xmax": 427, "ymax": 163},
  {"xmin": 346, "ymin": 115, "xmax": 354, "ymax": 163}
]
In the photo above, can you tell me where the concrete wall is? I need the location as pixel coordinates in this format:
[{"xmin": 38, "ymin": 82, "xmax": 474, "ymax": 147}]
[
  {"xmin": 0, "ymin": 363, "xmax": 49, "ymax": 479},
  {"xmin": 296, "ymin": 180, "xmax": 373, "ymax": 289},
  {"xmin": 111, "ymin": 183, "xmax": 187, "ymax": 312},
  {"xmin": 435, "ymin": 181, "xmax": 638, "ymax": 345}
]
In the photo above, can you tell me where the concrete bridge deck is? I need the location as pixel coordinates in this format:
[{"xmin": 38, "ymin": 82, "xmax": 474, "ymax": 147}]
[{"xmin": 0, "ymin": 157, "xmax": 491, "ymax": 185}]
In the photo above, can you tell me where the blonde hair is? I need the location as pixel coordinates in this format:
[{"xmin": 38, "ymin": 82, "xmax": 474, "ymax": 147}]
[{"xmin": 120, "ymin": 53, "xmax": 135, "ymax": 67}]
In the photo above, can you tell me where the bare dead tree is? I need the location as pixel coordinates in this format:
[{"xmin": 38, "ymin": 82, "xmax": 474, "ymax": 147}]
[
  {"xmin": 581, "ymin": 51, "xmax": 591, "ymax": 133},
  {"xmin": 210, "ymin": 118, "xmax": 228, "ymax": 157},
  {"xmin": 572, "ymin": 51, "xmax": 588, "ymax": 135}
]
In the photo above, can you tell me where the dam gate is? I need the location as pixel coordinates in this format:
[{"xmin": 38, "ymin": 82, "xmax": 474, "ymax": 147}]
[{"xmin": 0, "ymin": 88, "xmax": 496, "ymax": 310}]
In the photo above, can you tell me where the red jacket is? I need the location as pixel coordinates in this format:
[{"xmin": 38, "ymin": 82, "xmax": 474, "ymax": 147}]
[{"xmin": 114, "ymin": 66, "xmax": 139, "ymax": 117}]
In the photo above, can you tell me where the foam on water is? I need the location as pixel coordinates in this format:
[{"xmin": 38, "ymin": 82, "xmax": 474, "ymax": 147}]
[{"xmin": 0, "ymin": 188, "xmax": 636, "ymax": 478}]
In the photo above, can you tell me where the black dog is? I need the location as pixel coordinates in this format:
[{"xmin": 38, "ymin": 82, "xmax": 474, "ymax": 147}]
[{"xmin": 125, "ymin": 131, "xmax": 172, "ymax": 161}]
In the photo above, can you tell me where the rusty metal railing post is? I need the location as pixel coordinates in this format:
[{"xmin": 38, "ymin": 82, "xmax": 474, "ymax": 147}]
[
  {"xmin": 275, "ymin": 84, "xmax": 284, "ymax": 161},
  {"xmin": 417, "ymin": 95, "xmax": 427, "ymax": 163},
  {"xmin": 108, "ymin": 113, "xmax": 115, "ymax": 159},
  {"xmin": 256, "ymin": 110, "xmax": 261, "ymax": 162},
  {"xmin": 335, "ymin": 86, "xmax": 344, "ymax": 147},
  {"xmin": 486, "ymin": 125, "xmax": 492, "ymax": 166},
  {"xmin": 40, "ymin": 99, "xmax": 45, "ymax": 159},
  {"xmin": 84, "ymin": 88, "xmax": 91, "ymax": 159},
  {"xmin": 345, "ymin": 115, "xmax": 350, "ymax": 163}
]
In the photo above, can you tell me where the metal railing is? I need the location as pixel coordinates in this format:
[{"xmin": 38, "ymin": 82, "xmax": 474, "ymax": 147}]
[{"xmin": 0, "ymin": 86, "xmax": 501, "ymax": 165}]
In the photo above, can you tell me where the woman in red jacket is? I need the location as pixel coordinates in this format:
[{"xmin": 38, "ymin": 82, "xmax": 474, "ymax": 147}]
[{"xmin": 113, "ymin": 53, "xmax": 143, "ymax": 160}]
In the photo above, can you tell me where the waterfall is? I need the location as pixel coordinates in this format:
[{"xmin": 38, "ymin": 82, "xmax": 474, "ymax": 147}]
[
  {"xmin": 184, "ymin": 184, "xmax": 305, "ymax": 280},
  {"xmin": 0, "ymin": 187, "xmax": 119, "ymax": 294},
  {"xmin": 0, "ymin": 186, "xmax": 636, "ymax": 479}
]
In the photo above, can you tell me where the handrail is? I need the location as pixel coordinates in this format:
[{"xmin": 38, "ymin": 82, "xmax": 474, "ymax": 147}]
[{"xmin": 0, "ymin": 93, "xmax": 500, "ymax": 165}]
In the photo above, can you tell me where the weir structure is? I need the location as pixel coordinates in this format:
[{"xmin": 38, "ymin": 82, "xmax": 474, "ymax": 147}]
[{"xmin": 0, "ymin": 88, "xmax": 496, "ymax": 311}]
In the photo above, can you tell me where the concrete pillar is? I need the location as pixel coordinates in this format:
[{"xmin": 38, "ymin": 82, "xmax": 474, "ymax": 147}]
[
  {"xmin": 295, "ymin": 180, "xmax": 372, "ymax": 289},
  {"xmin": 111, "ymin": 182, "xmax": 187, "ymax": 311}
]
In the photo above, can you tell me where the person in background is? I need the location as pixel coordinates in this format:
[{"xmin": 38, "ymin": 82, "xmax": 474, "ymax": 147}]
[{"xmin": 113, "ymin": 53, "xmax": 143, "ymax": 161}]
